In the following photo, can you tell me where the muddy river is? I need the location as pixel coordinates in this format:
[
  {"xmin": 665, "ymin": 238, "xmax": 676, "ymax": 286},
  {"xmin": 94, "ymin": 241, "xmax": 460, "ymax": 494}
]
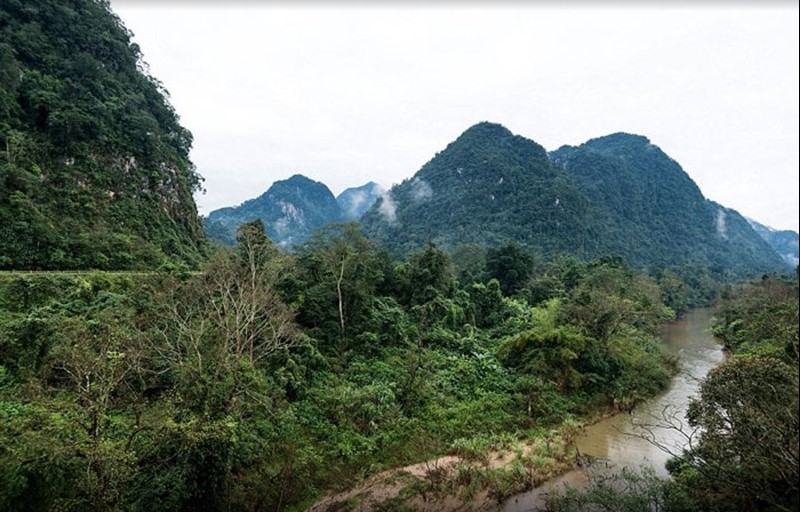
[{"xmin": 504, "ymin": 308, "xmax": 725, "ymax": 511}]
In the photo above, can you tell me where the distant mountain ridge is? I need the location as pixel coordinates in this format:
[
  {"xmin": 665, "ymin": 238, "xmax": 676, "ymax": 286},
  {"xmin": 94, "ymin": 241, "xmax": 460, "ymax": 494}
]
[
  {"xmin": 206, "ymin": 122, "xmax": 788, "ymax": 278},
  {"xmin": 205, "ymin": 174, "xmax": 348, "ymax": 247},
  {"xmin": 549, "ymin": 132, "xmax": 786, "ymax": 275},
  {"xmin": 746, "ymin": 218, "xmax": 799, "ymax": 267}
]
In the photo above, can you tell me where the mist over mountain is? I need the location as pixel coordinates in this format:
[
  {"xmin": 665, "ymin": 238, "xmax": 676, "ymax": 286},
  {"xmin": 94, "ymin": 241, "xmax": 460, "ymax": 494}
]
[
  {"xmin": 337, "ymin": 181, "xmax": 383, "ymax": 220},
  {"xmin": 204, "ymin": 174, "xmax": 344, "ymax": 248},
  {"xmin": 0, "ymin": 0, "xmax": 205, "ymax": 269},
  {"xmin": 203, "ymin": 122, "xmax": 787, "ymax": 278},
  {"xmin": 360, "ymin": 122, "xmax": 600, "ymax": 257}
]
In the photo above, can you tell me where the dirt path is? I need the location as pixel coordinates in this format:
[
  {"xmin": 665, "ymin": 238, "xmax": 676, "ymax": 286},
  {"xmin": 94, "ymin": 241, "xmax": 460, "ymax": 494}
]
[{"xmin": 306, "ymin": 431, "xmax": 578, "ymax": 512}]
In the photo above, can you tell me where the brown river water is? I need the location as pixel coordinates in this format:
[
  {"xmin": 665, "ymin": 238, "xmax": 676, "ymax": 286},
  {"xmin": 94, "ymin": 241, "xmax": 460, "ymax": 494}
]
[{"xmin": 503, "ymin": 308, "xmax": 725, "ymax": 512}]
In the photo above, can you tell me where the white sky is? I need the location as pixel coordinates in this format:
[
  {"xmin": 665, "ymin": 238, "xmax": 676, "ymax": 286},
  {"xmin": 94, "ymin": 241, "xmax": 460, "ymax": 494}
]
[{"xmin": 110, "ymin": 1, "xmax": 799, "ymax": 232}]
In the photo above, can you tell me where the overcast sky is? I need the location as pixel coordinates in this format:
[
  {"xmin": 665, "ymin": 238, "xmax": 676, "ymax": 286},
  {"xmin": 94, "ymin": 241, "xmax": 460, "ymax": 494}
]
[{"xmin": 110, "ymin": 1, "xmax": 799, "ymax": 232}]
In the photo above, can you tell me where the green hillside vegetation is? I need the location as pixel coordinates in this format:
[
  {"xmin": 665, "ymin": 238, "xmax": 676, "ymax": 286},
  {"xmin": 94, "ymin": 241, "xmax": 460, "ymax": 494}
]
[
  {"xmin": 1, "ymin": 222, "xmax": 699, "ymax": 511},
  {"xmin": 361, "ymin": 124, "xmax": 785, "ymax": 280},
  {"xmin": 1, "ymin": 3, "xmax": 795, "ymax": 511},
  {"xmin": 202, "ymin": 124, "xmax": 787, "ymax": 282},
  {"xmin": 550, "ymin": 134, "xmax": 786, "ymax": 276},
  {"xmin": 361, "ymin": 122, "xmax": 602, "ymax": 258},
  {"xmin": 0, "ymin": 0, "xmax": 205, "ymax": 270}
]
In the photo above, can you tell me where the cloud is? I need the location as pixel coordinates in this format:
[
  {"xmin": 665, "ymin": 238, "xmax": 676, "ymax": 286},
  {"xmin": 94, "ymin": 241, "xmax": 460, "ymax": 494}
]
[
  {"xmin": 410, "ymin": 178, "xmax": 433, "ymax": 202},
  {"xmin": 344, "ymin": 190, "xmax": 367, "ymax": 217},
  {"xmin": 715, "ymin": 208, "xmax": 728, "ymax": 240},
  {"xmin": 378, "ymin": 190, "xmax": 397, "ymax": 223}
]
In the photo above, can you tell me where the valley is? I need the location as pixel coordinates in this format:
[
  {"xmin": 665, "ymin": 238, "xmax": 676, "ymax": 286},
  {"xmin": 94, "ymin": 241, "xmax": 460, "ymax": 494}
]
[{"xmin": 0, "ymin": 2, "xmax": 797, "ymax": 512}]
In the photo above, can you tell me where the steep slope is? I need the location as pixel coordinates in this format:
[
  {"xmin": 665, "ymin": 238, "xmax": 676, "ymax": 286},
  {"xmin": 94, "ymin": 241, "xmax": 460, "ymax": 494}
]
[
  {"xmin": 360, "ymin": 122, "xmax": 601, "ymax": 257},
  {"xmin": 205, "ymin": 174, "xmax": 344, "ymax": 247},
  {"xmin": 0, "ymin": 0, "xmax": 205, "ymax": 269},
  {"xmin": 550, "ymin": 133, "xmax": 786, "ymax": 275},
  {"xmin": 337, "ymin": 181, "xmax": 383, "ymax": 220},
  {"xmin": 747, "ymin": 218, "xmax": 799, "ymax": 268}
]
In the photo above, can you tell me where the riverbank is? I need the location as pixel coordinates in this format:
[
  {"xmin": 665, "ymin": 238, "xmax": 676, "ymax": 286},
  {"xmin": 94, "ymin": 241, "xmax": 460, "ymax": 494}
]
[
  {"xmin": 504, "ymin": 308, "xmax": 725, "ymax": 511},
  {"xmin": 305, "ymin": 424, "xmax": 581, "ymax": 512},
  {"xmin": 304, "ymin": 309, "xmax": 724, "ymax": 512},
  {"xmin": 302, "ymin": 405, "xmax": 662, "ymax": 512}
]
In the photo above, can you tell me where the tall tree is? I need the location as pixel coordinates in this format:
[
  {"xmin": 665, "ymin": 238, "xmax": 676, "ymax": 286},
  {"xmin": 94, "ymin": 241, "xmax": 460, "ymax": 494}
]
[
  {"xmin": 295, "ymin": 224, "xmax": 389, "ymax": 352},
  {"xmin": 675, "ymin": 357, "xmax": 800, "ymax": 511},
  {"xmin": 155, "ymin": 221, "xmax": 298, "ymax": 415},
  {"xmin": 486, "ymin": 242, "xmax": 535, "ymax": 296}
]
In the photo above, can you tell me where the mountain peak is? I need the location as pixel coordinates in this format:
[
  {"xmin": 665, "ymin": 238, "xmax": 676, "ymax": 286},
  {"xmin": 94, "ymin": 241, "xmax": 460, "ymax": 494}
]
[
  {"xmin": 459, "ymin": 121, "xmax": 515, "ymax": 140},
  {"xmin": 549, "ymin": 133, "xmax": 786, "ymax": 274},
  {"xmin": 587, "ymin": 132, "xmax": 651, "ymax": 146},
  {"xmin": 417, "ymin": 122, "xmax": 550, "ymax": 181},
  {"xmin": 206, "ymin": 173, "xmax": 341, "ymax": 247},
  {"xmin": 361, "ymin": 123, "xmax": 589, "ymax": 255},
  {"xmin": 262, "ymin": 174, "xmax": 337, "ymax": 203},
  {"xmin": 285, "ymin": 173, "xmax": 318, "ymax": 183},
  {"xmin": 577, "ymin": 133, "xmax": 654, "ymax": 156}
]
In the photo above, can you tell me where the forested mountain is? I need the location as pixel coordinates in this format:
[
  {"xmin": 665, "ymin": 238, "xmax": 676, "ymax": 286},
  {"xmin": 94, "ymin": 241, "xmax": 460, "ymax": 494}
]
[
  {"xmin": 360, "ymin": 122, "xmax": 601, "ymax": 257},
  {"xmin": 550, "ymin": 133, "xmax": 787, "ymax": 275},
  {"xmin": 357, "ymin": 123, "xmax": 785, "ymax": 277},
  {"xmin": 0, "ymin": 0, "xmax": 205, "ymax": 270},
  {"xmin": 204, "ymin": 174, "xmax": 344, "ymax": 247},
  {"xmin": 206, "ymin": 179, "xmax": 382, "ymax": 247},
  {"xmin": 337, "ymin": 181, "xmax": 382, "ymax": 220},
  {"xmin": 747, "ymin": 218, "xmax": 799, "ymax": 267}
]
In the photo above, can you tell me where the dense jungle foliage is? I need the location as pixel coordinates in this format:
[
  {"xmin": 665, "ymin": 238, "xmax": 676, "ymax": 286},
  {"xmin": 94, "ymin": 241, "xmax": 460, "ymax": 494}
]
[
  {"xmin": 549, "ymin": 272, "xmax": 799, "ymax": 512},
  {"xmin": 0, "ymin": 0, "xmax": 205, "ymax": 270},
  {"xmin": 1, "ymin": 3, "xmax": 795, "ymax": 511},
  {"xmin": 0, "ymin": 221, "xmax": 730, "ymax": 512}
]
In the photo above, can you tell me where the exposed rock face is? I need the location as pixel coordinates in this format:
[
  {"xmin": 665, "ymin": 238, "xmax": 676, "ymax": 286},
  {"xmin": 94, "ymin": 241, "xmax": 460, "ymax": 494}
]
[{"xmin": 205, "ymin": 174, "xmax": 343, "ymax": 248}]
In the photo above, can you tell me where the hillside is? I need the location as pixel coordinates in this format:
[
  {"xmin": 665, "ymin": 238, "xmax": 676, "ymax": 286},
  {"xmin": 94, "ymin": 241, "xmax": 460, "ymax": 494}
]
[
  {"xmin": 550, "ymin": 133, "xmax": 787, "ymax": 275},
  {"xmin": 204, "ymin": 174, "xmax": 344, "ymax": 247},
  {"xmin": 0, "ymin": 0, "xmax": 205, "ymax": 269},
  {"xmin": 360, "ymin": 122, "xmax": 602, "ymax": 257},
  {"xmin": 360, "ymin": 124, "xmax": 785, "ymax": 277}
]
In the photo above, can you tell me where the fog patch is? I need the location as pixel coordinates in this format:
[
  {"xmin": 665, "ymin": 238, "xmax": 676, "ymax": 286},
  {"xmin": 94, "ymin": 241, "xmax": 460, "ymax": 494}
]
[
  {"xmin": 343, "ymin": 190, "xmax": 367, "ymax": 218},
  {"xmin": 716, "ymin": 208, "xmax": 728, "ymax": 239},
  {"xmin": 378, "ymin": 190, "xmax": 397, "ymax": 223},
  {"xmin": 410, "ymin": 178, "xmax": 433, "ymax": 202}
]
